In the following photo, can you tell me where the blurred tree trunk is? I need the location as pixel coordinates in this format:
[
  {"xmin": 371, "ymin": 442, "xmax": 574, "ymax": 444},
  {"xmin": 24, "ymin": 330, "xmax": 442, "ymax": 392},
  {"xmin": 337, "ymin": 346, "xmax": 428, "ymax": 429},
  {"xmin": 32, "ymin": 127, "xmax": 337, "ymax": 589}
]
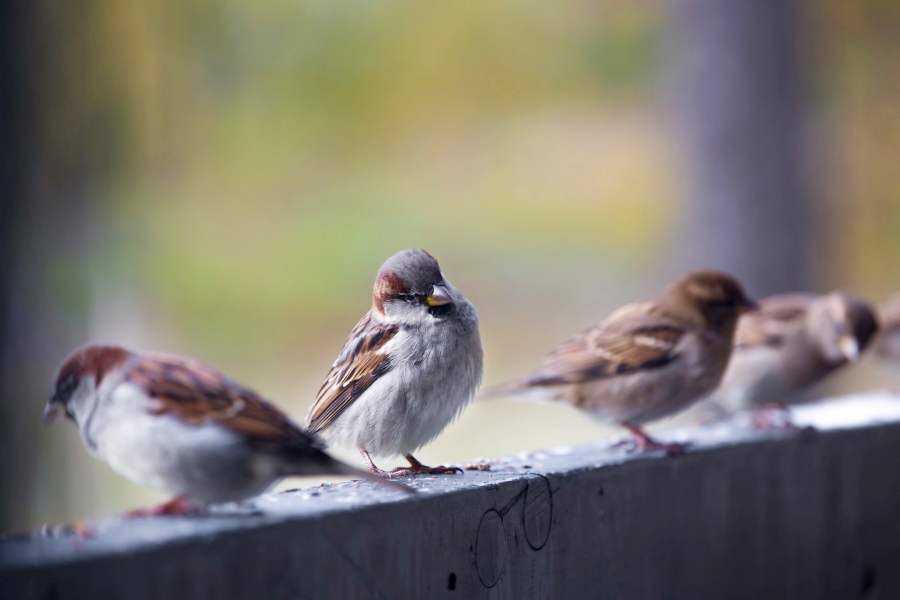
[
  {"xmin": 666, "ymin": 0, "xmax": 812, "ymax": 297},
  {"xmin": 1, "ymin": 1, "xmax": 94, "ymax": 532},
  {"xmin": 0, "ymin": 0, "xmax": 32, "ymax": 534}
]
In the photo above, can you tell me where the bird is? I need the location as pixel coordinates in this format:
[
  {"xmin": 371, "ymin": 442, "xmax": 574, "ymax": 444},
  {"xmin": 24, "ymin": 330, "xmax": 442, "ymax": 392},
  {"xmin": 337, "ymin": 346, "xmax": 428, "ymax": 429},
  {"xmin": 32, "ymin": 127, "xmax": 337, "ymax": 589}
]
[
  {"xmin": 872, "ymin": 293, "xmax": 900, "ymax": 374},
  {"xmin": 705, "ymin": 291, "xmax": 879, "ymax": 427},
  {"xmin": 42, "ymin": 344, "xmax": 411, "ymax": 516},
  {"xmin": 481, "ymin": 270, "xmax": 756, "ymax": 454},
  {"xmin": 305, "ymin": 248, "xmax": 483, "ymax": 478}
]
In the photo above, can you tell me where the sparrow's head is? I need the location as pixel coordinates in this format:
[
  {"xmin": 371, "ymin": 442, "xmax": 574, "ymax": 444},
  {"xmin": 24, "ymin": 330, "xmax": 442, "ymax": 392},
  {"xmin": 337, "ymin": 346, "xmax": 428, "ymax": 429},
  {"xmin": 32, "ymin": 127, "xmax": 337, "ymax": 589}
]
[
  {"xmin": 43, "ymin": 344, "xmax": 132, "ymax": 427},
  {"xmin": 664, "ymin": 270, "xmax": 757, "ymax": 333},
  {"xmin": 808, "ymin": 292, "xmax": 879, "ymax": 364},
  {"xmin": 372, "ymin": 249, "xmax": 455, "ymax": 323}
]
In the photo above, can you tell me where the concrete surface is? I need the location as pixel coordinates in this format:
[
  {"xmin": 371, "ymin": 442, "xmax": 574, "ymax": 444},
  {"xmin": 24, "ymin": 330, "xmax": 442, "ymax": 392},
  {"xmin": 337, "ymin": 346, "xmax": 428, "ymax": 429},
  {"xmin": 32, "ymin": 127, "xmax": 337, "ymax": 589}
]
[{"xmin": 3, "ymin": 392, "xmax": 900, "ymax": 599}]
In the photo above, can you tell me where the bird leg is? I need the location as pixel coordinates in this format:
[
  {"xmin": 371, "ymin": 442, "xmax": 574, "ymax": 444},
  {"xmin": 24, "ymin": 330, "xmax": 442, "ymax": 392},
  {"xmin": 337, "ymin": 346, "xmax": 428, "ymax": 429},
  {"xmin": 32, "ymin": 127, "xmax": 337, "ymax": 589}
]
[
  {"xmin": 121, "ymin": 495, "xmax": 199, "ymax": 518},
  {"xmin": 751, "ymin": 403, "xmax": 796, "ymax": 430},
  {"xmin": 359, "ymin": 447, "xmax": 395, "ymax": 478},
  {"xmin": 620, "ymin": 422, "xmax": 687, "ymax": 456}
]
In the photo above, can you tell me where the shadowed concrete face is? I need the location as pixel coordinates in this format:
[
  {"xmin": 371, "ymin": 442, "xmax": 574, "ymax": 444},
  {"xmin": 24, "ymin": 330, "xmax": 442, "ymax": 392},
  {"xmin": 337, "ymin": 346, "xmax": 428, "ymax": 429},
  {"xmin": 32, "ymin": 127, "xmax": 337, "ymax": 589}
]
[{"xmin": 3, "ymin": 393, "xmax": 900, "ymax": 599}]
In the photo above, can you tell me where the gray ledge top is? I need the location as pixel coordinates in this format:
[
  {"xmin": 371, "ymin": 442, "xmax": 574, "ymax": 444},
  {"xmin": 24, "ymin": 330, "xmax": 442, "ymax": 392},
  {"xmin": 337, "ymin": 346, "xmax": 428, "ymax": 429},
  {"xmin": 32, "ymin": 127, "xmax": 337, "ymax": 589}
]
[{"xmin": 3, "ymin": 390, "xmax": 900, "ymax": 573}]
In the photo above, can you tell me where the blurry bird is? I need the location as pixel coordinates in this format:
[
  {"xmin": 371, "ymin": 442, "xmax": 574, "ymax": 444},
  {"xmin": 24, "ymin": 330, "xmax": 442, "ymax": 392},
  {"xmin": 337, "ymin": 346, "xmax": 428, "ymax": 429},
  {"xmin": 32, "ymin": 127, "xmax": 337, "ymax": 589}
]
[
  {"xmin": 481, "ymin": 270, "xmax": 756, "ymax": 454},
  {"xmin": 872, "ymin": 293, "xmax": 900, "ymax": 374},
  {"xmin": 305, "ymin": 249, "xmax": 483, "ymax": 477},
  {"xmin": 42, "ymin": 344, "xmax": 410, "ymax": 516},
  {"xmin": 706, "ymin": 291, "xmax": 879, "ymax": 426}
]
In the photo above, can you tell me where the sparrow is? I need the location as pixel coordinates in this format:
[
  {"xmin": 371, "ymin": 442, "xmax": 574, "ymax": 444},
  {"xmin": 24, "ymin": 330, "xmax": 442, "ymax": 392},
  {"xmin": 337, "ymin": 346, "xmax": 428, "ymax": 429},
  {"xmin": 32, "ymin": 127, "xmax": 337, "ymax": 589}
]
[
  {"xmin": 872, "ymin": 293, "xmax": 900, "ymax": 373},
  {"xmin": 305, "ymin": 248, "xmax": 483, "ymax": 477},
  {"xmin": 706, "ymin": 291, "xmax": 879, "ymax": 426},
  {"xmin": 42, "ymin": 344, "xmax": 410, "ymax": 516},
  {"xmin": 481, "ymin": 270, "xmax": 756, "ymax": 454}
]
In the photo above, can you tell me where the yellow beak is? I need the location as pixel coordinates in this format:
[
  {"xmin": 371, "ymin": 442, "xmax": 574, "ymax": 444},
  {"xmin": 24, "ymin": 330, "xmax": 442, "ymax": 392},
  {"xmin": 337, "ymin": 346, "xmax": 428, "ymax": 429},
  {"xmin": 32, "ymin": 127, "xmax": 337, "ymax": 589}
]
[
  {"xmin": 839, "ymin": 335, "xmax": 860, "ymax": 362},
  {"xmin": 425, "ymin": 284, "xmax": 453, "ymax": 307}
]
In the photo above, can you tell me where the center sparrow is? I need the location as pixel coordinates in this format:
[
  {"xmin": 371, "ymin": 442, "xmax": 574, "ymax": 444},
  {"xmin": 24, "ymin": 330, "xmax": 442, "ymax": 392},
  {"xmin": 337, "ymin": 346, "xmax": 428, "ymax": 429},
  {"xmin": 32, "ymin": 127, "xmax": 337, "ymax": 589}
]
[
  {"xmin": 305, "ymin": 248, "xmax": 483, "ymax": 477},
  {"xmin": 43, "ymin": 344, "xmax": 410, "ymax": 516},
  {"xmin": 706, "ymin": 291, "xmax": 879, "ymax": 426},
  {"xmin": 481, "ymin": 270, "xmax": 756, "ymax": 454}
]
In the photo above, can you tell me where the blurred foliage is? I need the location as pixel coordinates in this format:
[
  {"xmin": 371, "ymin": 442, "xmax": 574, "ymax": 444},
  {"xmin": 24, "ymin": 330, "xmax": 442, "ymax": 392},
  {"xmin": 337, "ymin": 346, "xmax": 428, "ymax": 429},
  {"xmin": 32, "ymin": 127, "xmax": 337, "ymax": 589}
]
[
  {"xmin": 9, "ymin": 0, "xmax": 900, "ymax": 531},
  {"xmin": 813, "ymin": 0, "xmax": 900, "ymax": 293},
  {"xmin": 66, "ymin": 0, "xmax": 674, "ymax": 365}
]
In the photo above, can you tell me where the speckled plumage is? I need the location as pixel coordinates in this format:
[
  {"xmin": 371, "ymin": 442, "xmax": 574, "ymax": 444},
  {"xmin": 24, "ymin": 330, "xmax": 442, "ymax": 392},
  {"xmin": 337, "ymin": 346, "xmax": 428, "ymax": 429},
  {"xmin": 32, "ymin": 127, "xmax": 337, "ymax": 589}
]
[
  {"xmin": 43, "ymin": 344, "xmax": 409, "ymax": 508},
  {"xmin": 305, "ymin": 249, "xmax": 483, "ymax": 472},
  {"xmin": 708, "ymin": 292, "xmax": 879, "ymax": 413},
  {"xmin": 481, "ymin": 270, "xmax": 755, "ymax": 453}
]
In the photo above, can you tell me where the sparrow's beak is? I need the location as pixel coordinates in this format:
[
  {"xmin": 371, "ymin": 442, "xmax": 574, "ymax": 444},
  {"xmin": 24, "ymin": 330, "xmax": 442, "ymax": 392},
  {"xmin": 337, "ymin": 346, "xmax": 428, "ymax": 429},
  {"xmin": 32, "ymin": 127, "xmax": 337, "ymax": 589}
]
[
  {"xmin": 426, "ymin": 284, "xmax": 453, "ymax": 307},
  {"xmin": 839, "ymin": 335, "xmax": 860, "ymax": 362},
  {"xmin": 42, "ymin": 398, "xmax": 65, "ymax": 427},
  {"xmin": 742, "ymin": 298, "xmax": 760, "ymax": 313}
]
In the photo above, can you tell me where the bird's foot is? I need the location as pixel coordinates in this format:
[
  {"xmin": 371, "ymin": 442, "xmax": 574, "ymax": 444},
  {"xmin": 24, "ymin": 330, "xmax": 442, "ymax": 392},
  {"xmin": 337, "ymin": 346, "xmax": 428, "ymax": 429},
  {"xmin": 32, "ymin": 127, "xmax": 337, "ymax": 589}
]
[
  {"xmin": 359, "ymin": 448, "xmax": 405, "ymax": 479},
  {"xmin": 121, "ymin": 495, "xmax": 200, "ymax": 518},
  {"xmin": 363, "ymin": 463, "xmax": 462, "ymax": 478},
  {"xmin": 357, "ymin": 449, "xmax": 463, "ymax": 478},
  {"xmin": 389, "ymin": 464, "xmax": 463, "ymax": 477},
  {"xmin": 72, "ymin": 520, "xmax": 96, "ymax": 538},
  {"xmin": 618, "ymin": 423, "xmax": 688, "ymax": 456},
  {"xmin": 638, "ymin": 437, "xmax": 687, "ymax": 456},
  {"xmin": 752, "ymin": 404, "xmax": 797, "ymax": 430},
  {"xmin": 395, "ymin": 455, "xmax": 463, "ymax": 476},
  {"xmin": 365, "ymin": 465, "xmax": 399, "ymax": 479}
]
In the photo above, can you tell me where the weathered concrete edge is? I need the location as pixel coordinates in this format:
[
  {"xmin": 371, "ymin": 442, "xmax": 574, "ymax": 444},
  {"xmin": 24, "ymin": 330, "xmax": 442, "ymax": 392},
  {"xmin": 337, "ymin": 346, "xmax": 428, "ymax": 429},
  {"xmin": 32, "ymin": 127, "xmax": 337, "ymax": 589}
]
[{"xmin": 2, "ymin": 392, "xmax": 900, "ymax": 574}]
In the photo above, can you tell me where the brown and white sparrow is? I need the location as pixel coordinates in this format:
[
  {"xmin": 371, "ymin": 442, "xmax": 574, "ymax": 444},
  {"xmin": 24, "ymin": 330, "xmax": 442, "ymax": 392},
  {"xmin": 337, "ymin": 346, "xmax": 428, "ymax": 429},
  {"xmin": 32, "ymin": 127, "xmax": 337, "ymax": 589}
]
[
  {"xmin": 872, "ymin": 293, "xmax": 900, "ymax": 373},
  {"xmin": 706, "ymin": 291, "xmax": 879, "ymax": 425},
  {"xmin": 482, "ymin": 270, "xmax": 756, "ymax": 454},
  {"xmin": 42, "ymin": 344, "xmax": 410, "ymax": 516},
  {"xmin": 305, "ymin": 249, "xmax": 483, "ymax": 478}
]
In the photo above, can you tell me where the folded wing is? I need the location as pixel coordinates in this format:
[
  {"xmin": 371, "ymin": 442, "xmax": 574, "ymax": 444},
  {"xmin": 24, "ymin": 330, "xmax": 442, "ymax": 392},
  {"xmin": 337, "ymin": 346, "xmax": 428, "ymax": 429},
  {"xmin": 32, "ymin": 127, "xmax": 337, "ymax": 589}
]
[{"xmin": 305, "ymin": 311, "xmax": 399, "ymax": 434}]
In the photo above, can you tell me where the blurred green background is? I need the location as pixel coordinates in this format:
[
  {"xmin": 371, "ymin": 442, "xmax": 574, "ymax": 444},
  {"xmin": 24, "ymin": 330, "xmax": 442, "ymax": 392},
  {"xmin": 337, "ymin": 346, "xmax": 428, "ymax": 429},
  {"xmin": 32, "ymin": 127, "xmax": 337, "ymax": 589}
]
[{"xmin": 1, "ymin": 0, "xmax": 899, "ymax": 533}]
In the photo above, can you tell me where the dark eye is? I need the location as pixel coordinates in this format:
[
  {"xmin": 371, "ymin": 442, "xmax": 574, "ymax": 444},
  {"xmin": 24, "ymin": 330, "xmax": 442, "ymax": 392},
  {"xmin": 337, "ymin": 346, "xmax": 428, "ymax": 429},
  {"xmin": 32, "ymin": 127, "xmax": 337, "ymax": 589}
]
[
  {"xmin": 707, "ymin": 297, "xmax": 738, "ymax": 310},
  {"xmin": 58, "ymin": 376, "xmax": 77, "ymax": 400},
  {"xmin": 397, "ymin": 293, "xmax": 424, "ymax": 304}
]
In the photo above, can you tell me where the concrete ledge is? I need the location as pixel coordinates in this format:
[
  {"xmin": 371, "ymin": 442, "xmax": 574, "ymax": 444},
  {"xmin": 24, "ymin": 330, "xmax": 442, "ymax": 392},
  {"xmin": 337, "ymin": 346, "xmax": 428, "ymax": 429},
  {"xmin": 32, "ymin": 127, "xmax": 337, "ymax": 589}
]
[{"xmin": 3, "ymin": 393, "xmax": 900, "ymax": 599}]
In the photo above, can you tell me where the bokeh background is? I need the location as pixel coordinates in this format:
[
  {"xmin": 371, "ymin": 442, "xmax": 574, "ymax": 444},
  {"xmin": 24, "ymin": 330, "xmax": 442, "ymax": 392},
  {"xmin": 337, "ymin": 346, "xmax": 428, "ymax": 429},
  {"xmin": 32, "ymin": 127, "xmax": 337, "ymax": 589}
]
[{"xmin": 1, "ymin": 0, "xmax": 898, "ymax": 533}]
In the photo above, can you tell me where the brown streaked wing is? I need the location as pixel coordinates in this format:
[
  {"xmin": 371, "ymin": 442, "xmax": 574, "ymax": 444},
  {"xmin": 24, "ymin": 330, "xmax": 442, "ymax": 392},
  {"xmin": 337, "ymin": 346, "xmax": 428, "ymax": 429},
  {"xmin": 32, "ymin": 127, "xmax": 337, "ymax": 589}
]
[
  {"xmin": 127, "ymin": 354, "xmax": 315, "ymax": 455},
  {"xmin": 524, "ymin": 318, "xmax": 684, "ymax": 386},
  {"xmin": 735, "ymin": 294, "xmax": 812, "ymax": 349},
  {"xmin": 598, "ymin": 298, "xmax": 659, "ymax": 326},
  {"xmin": 305, "ymin": 311, "xmax": 399, "ymax": 434}
]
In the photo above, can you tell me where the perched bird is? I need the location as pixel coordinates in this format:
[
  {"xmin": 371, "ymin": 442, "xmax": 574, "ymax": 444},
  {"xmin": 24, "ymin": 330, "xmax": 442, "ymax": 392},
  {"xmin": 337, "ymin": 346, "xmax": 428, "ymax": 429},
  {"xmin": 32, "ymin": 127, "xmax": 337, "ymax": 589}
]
[
  {"xmin": 872, "ymin": 293, "xmax": 900, "ymax": 373},
  {"xmin": 305, "ymin": 249, "xmax": 483, "ymax": 477},
  {"xmin": 42, "ymin": 344, "xmax": 410, "ymax": 516},
  {"xmin": 706, "ymin": 291, "xmax": 879, "ymax": 425},
  {"xmin": 482, "ymin": 270, "xmax": 756, "ymax": 454}
]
